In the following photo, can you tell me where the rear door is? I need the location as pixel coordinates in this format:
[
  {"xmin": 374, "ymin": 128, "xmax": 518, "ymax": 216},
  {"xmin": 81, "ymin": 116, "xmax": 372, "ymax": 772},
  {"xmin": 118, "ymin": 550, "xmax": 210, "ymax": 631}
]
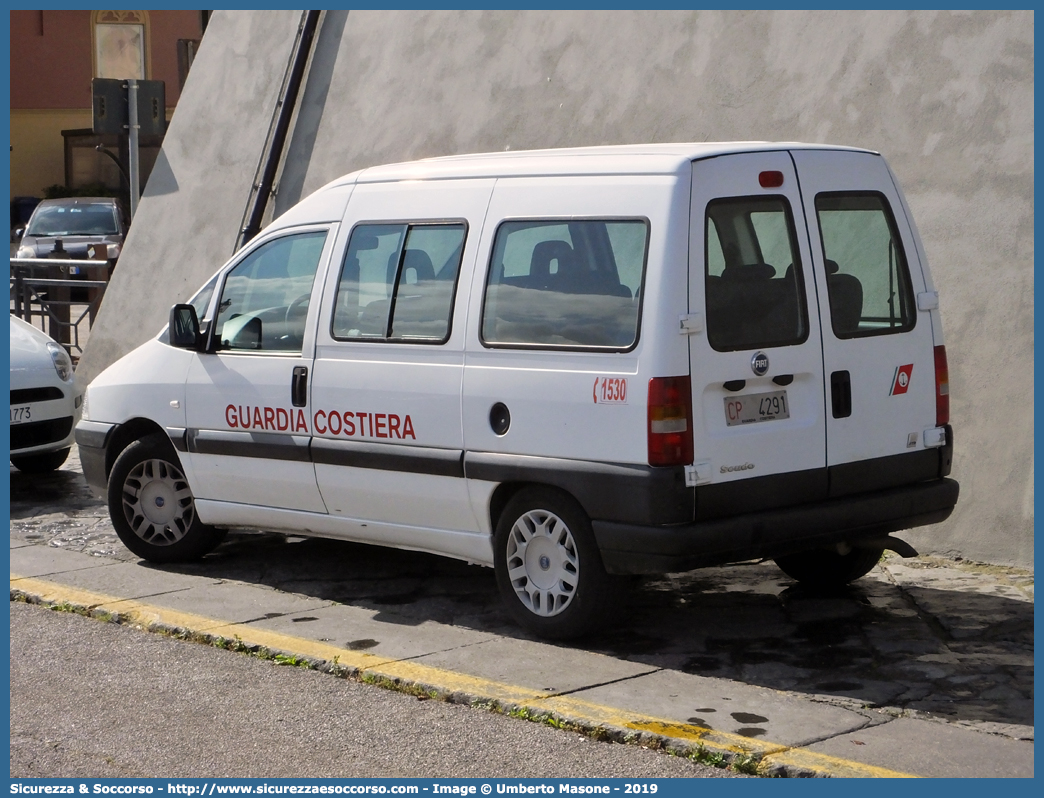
[
  {"xmin": 790, "ymin": 149, "xmax": 937, "ymax": 487},
  {"xmin": 688, "ymin": 152, "xmax": 827, "ymax": 516}
]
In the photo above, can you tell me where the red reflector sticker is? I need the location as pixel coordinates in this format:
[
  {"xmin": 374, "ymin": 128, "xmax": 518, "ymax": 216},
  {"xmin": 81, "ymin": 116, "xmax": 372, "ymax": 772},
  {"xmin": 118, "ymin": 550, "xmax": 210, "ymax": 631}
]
[
  {"xmin": 890, "ymin": 364, "xmax": 913, "ymax": 396},
  {"xmin": 759, "ymin": 170, "xmax": 784, "ymax": 188}
]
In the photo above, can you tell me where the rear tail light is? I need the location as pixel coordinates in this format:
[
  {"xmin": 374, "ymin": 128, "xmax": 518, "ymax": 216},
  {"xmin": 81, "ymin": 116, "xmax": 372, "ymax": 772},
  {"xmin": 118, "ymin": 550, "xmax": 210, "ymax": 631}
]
[
  {"xmin": 648, "ymin": 376, "xmax": 694, "ymax": 467},
  {"xmin": 934, "ymin": 345, "xmax": 949, "ymax": 425}
]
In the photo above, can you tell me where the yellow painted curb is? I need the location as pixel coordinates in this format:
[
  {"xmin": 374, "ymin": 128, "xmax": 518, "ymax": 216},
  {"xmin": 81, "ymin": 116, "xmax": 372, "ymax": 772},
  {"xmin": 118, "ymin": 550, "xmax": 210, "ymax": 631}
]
[
  {"xmin": 760, "ymin": 749, "xmax": 917, "ymax": 779},
  {"xmin": 11, "ymin": 574, "xmax": 918, "ymax": 779}
]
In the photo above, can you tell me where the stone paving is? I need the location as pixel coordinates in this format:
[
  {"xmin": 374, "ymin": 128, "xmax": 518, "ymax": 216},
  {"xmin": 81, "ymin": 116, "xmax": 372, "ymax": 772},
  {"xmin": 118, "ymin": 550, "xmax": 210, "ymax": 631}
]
[{"xmin": 9, "ymin": 446, "xmax": 1034, "ymax": 751}]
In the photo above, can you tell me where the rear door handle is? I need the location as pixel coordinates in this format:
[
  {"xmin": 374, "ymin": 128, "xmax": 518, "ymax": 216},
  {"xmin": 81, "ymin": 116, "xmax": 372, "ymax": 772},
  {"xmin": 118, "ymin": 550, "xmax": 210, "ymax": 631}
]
[
  {"xmin": 292, "ymin": 366, "xmax": 308, "ymax": 408},
  {"xmin": 830, "ymin": 370, "xmax": 851, "ymax": 418}
]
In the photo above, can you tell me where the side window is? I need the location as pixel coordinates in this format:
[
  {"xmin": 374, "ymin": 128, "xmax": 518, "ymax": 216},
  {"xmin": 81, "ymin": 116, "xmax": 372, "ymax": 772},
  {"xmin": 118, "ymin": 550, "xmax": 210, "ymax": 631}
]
[
  {"xmin": 704, "ymin": 197, "xmax": 808, "ymax": 352},
  {"xmin": 214, "ymin": 230, "xmax": 327, "ymax": 353},
  {"xmin": 332, "ymin": 222, "xmax": 466, "ymax": 344},
  {"xmin": 481, "ymin": 219, "xmax": 647, "ymax": 350},
  {"xmin": 815, "ymin": 193, "xmax": 915, "ymax": 337}
]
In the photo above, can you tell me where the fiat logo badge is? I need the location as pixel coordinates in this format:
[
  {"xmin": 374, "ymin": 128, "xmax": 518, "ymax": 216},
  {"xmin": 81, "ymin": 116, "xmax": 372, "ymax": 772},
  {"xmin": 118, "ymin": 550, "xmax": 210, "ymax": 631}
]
[{"xmin": 751, "ymin": 352, "xmax": 769, "ymax": 376}]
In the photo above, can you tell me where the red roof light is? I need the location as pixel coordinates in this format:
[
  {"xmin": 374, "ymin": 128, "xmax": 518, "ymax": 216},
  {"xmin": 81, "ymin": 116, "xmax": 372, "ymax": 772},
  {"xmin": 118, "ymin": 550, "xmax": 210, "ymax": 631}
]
[{"xmin": 759, "ymin": 171, "xmax": 784, "ymax": 188}]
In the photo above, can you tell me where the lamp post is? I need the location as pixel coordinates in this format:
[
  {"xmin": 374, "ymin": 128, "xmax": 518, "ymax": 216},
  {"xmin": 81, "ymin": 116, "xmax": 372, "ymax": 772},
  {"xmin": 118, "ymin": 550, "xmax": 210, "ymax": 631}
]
[{"xmin": 94, "ymin": 144, "xmax": 130, "ymax": 185}]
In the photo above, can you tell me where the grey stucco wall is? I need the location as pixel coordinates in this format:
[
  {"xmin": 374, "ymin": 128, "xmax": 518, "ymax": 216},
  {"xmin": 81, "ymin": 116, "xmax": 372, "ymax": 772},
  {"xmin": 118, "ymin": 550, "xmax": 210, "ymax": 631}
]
[{"xmin": 79, "ymin": 10, "xmax": 1034, "ymax": 567}]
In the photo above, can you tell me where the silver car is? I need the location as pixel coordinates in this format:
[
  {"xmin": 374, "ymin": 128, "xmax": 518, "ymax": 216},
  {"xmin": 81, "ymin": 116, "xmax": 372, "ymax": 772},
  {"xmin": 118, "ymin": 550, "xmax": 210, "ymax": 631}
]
[{"xmin": 15, "ymin": 197, "xmax": 126, "ymax": 266}]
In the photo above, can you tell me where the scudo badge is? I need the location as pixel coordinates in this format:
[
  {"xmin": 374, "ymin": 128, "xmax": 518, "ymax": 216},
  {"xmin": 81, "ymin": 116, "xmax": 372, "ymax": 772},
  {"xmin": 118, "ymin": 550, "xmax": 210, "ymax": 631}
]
[{"xmin": 751, "ymin": 352, "xmax": 769, "ymax": 376}]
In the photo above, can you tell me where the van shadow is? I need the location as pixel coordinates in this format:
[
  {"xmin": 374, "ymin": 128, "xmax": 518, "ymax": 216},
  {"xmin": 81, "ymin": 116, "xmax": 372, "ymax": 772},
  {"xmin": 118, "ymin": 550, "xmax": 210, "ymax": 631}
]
[{"xmin": 159, "ymin": 529, "xmax": 1033, "ymax": 730}]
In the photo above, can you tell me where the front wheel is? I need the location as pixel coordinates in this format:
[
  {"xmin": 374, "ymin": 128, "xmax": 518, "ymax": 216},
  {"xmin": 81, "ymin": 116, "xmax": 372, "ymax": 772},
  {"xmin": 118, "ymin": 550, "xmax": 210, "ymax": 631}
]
[
  {"xmin": 773, "ymin": 545, "xmax": 884, "ymax": 588},
  {"xmin": 107, "ymin": 434, "xmax": 226, "ymax": 563},
  {"xmin": 494, "ymin": 487, "xmax": 618, "ymax": 639}
]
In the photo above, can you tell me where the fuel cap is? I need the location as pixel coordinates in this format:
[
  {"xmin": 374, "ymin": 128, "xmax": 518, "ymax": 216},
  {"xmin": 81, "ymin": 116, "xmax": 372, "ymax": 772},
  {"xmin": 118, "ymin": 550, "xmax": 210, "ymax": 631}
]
[{"xmin": 489, "ymin": 402, "xmax": 510, "ymax": 436}]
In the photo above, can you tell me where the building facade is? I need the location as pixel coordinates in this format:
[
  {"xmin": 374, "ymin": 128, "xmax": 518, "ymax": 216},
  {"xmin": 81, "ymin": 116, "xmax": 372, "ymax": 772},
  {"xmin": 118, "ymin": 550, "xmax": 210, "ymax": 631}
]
[{"xmin": 10, "ymin": 10, "xmax": 207, "ymax": 199}]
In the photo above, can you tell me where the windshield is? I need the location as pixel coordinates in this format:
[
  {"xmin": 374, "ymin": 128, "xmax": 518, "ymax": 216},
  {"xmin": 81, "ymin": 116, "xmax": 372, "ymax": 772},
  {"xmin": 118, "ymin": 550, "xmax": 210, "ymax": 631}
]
[{"xmin": 26, "ymin": 204, "xmax": 119, "ymax": 236}]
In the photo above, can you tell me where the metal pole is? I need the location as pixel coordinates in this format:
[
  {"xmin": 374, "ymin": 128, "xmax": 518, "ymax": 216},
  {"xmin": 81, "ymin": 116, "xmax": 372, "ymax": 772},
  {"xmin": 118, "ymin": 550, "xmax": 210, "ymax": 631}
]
[
  {"xmin": 238, "ymin": 10, "xmax": 321, "ymax": 248},
  {"xmin": 127, "ymin": 79, "xmax": 140, "ymax": 219}
]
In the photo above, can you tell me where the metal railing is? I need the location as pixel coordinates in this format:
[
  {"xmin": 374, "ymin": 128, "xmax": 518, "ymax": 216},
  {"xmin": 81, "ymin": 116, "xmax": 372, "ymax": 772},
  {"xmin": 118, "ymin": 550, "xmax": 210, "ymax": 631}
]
[{"xmin": 10, "ymin": 258, "xmax": 111, "ymax": 356}]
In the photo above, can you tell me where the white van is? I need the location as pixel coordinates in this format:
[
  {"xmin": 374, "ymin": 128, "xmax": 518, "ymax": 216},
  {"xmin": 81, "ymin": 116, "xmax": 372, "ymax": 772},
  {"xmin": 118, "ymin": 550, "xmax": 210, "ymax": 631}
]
[{"xmin": 76, "ymin": 143, "xmax": 958, "ymax": 638}]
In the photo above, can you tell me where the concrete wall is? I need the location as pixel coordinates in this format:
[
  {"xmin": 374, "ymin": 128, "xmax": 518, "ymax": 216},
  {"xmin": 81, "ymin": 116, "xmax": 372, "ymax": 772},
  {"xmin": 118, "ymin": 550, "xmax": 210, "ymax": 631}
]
[{"xmin": 78, "ymin": 10, "xmax": 1034, "ymax": 567}]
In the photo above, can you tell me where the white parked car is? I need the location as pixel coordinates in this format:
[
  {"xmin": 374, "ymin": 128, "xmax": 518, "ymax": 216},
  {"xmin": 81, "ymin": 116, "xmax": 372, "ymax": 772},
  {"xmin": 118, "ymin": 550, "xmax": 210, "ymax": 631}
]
[{"xmin": 9, "ymin": 315, "xmax": 82, "ymax": 473}]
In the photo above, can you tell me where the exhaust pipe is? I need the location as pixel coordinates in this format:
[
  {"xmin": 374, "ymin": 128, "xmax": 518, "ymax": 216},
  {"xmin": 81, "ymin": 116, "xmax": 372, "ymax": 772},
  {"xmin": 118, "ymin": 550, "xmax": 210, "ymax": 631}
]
[{"xmin": 853, "ymin": 535, "xmax": 919, "ymax": 558}]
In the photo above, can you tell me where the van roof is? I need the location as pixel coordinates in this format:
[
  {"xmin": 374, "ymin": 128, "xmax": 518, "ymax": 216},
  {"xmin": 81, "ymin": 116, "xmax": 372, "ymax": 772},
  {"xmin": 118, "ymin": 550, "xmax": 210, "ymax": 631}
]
[{"xmin": 330, "ymin": 141, "xmax": 878, "ymax": 186}]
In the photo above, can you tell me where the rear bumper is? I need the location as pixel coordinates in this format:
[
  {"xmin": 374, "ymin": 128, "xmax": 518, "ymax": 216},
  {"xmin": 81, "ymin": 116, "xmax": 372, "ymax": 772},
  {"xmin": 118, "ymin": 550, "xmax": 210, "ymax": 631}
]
[{"xmin": 593, "ymin": 477, "xmax": 959, "ymax": 575}]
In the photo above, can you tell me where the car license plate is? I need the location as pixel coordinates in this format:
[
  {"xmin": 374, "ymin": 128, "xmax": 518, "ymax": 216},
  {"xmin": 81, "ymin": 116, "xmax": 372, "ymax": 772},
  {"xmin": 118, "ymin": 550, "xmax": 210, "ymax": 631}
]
[
  {"xmin": 10, "ymin": 404, "xmax": 32, "ymax": 425},
  {"xmin": 724, "ymin": 390, "xmax": 789, "ymax": 427}
]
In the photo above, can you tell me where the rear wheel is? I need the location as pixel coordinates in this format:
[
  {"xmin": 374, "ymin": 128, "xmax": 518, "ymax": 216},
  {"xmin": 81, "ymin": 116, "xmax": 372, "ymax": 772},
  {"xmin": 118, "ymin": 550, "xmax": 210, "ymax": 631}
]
[
  {"xmin": 494, "ymin": 487, "xmax": 618, "ymax": 639},
  {"xmin": 11, "ymin": 447, "xmax": 70, "ymax": 474},
  {"xmin": 773, "ymin": 545, "xmax": 883, "ymax": 588},
  {"xmin": 107, "ymin": 434, "xmax": 226, "ymax": 563}
]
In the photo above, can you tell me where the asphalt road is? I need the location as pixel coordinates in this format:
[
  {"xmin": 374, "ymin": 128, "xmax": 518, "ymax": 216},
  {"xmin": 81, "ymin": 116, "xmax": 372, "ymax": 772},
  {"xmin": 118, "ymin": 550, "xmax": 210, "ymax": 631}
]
[{"xmin": 10, "ymin": 601, "xmax": 742, "ymax": 779}]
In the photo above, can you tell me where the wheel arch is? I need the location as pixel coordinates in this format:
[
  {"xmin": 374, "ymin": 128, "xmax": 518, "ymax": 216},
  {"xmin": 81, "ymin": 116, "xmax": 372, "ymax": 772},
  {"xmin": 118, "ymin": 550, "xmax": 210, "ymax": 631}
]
[
  {"xmin": 488, "ymin": 480, "xmax": 587, "ymax": 535},
  {"xmin": 104, "ymin": 418, "xmax": 173, "ymax": 480}
]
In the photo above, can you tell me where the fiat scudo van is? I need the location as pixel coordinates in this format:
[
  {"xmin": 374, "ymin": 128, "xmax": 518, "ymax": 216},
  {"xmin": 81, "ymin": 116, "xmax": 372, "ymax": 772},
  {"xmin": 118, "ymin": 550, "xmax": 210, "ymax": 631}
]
[{"xmin": 76, "ymin": 143, "xmax": 958, "ymax": 638}]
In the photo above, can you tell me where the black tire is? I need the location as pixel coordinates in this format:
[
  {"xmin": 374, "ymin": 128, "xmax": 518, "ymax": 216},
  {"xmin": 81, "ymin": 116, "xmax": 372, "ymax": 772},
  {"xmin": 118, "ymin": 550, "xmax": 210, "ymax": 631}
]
[
  {"xmin": 494, "ymin": 486, "xmax": 618, "ymax": 640},
  {"xmin": 11, "ymin": 447, "xmax": 70, "ymax": 474},
  {"xmin": 107, "ymin": 433, "xmax": 226, "ymax": 563},
  {"xmin": 773, "ymin": 545, "xmax": 884, "ymax": 588}
]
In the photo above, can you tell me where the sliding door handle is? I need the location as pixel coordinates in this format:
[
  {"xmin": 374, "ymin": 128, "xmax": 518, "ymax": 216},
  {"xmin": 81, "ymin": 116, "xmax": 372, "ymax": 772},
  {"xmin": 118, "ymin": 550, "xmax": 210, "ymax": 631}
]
[{"xmin": 291, "ymin": 366, "xmax": 308, "ymax": 408}]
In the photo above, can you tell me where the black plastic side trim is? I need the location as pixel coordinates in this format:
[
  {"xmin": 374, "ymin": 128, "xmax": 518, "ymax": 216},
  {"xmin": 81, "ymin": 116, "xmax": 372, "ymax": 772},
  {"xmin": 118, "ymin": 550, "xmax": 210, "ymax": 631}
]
[
  {"xmin": 594, "ymin": 478, "xmax": 959, "ymax": 575},
  {"xmin": 73, "ymin": 420, "xmax": 115, "ymax": 450},
  {"xmin": 73, "ymin": 420, "xmax": 113, "ymax": 498},
  {"xmin": 312, "ymin": 438, "xmax": 464, "ymax": 478},
  {"xmin": 187, "ymin": 429, "xmax": 311, "ymax": 462},
  {"xmin": 165, "ymin": 426, "xmax": 188, "ymax": 452},
  {"xmin": 465, "ymin": 451, "xmax": 693, "ymax": 525}
]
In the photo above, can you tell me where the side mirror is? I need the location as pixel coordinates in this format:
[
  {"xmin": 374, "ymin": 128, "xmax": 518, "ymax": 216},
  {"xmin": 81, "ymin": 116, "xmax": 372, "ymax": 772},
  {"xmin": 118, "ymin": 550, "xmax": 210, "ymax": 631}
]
[{"xmin": 169, "ymin": 304, "xmax": 202, "ymax": 350}]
